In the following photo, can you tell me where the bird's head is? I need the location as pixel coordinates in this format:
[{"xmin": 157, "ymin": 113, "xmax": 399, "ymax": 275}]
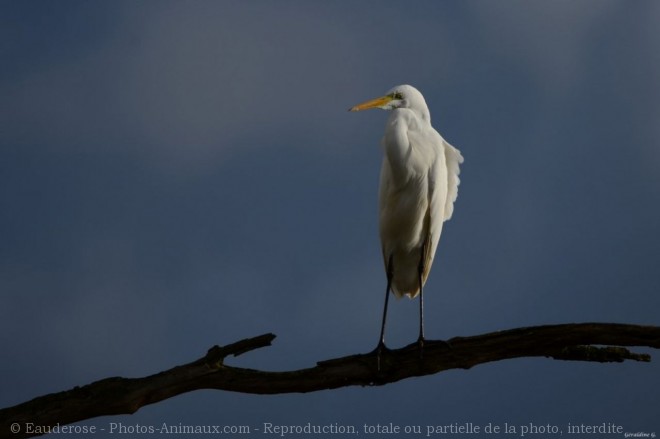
[{"xmin": 349, "ymin": 84, "xmax": 430, "ymax": 121}]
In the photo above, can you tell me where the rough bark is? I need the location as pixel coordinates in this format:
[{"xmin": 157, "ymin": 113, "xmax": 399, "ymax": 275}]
[{"xmin": 1, "ymin": 323, "xmax": 658, "ymax": 438}]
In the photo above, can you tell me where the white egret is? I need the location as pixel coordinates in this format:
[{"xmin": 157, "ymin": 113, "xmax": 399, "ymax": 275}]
[{"xmin": 349, "ymin": 84, "xmax": 463, "ymax": 354}]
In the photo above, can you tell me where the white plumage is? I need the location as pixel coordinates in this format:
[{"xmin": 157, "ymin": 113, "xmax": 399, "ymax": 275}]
[{"xmin": 350, "ymin": 84, "xmax": 463, "ymax": 347}]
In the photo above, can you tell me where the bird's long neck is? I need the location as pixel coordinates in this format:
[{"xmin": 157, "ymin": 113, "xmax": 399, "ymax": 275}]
[
  {"xmin": 382, "ymin": 112, "xmax": 417, "ymax": 178},
  {"xmin": 418, "ymin": 107, "xmax": 431, "ymax": 124}
]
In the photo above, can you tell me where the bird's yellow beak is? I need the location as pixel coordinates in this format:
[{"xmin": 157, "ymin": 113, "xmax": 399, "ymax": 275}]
[{"xmin": 348, "ymin": 95, "xmax": 393, "ymax": 112}]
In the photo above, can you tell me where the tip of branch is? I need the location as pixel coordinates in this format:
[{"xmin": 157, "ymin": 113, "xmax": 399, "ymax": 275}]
[
  {"xmin": 553, "ymin": 345, "xmax": 651, "ymax": 363},
  {"xmin": 205, "ymin": 333, "xmax": 277, "ymax": 366}
]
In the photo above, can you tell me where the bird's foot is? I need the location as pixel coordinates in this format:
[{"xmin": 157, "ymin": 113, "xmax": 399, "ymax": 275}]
[
  {"xmin": 417, "ymin": 335, "xmax": 425, "ymax": 360},
  {"xmin": 371, "ymin": 341, "xmax": 390, "ymax": 372}
]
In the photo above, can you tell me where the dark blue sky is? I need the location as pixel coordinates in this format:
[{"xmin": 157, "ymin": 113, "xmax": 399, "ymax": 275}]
[{"xmin": 1, "ymin": 1, "xmax": 659, "ymax": 437}]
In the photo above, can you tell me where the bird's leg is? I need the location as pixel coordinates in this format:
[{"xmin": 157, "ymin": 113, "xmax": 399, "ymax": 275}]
[
  {"xmin": 416, "ymin": 242, "xmax": 453, "ymax": 353},
  {"xmin": 375, "ymin": 255, "xmax": 394, "ymax": 371}
]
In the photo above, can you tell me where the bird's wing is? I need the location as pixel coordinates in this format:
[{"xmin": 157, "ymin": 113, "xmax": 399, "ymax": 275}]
[
  {"xmin": 421, "ymin": 137, "xmax": 447, "ymax": 284},
  {"xmin": 421, "ymin": 134, "xmax": 463, "ymax": 283},
  {"xmin": 442, "ymin": 139, "xmax": 464, "ymax": 221}
]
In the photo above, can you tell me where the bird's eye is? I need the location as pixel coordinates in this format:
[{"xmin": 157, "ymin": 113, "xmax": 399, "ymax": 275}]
[{"xmin": 392, "ymin": 92, "xmax": 404, "ymax": 100}]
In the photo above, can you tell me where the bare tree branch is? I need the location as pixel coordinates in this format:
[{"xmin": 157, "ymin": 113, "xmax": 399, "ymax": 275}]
[{"xmin": 1, "ymin": 323, "xmax": 659, "ymax": 438}]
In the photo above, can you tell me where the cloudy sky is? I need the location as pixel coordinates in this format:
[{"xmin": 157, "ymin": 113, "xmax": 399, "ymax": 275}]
[{"xmin": 1, "ymin": 0, "xmax": 659, "ymax": 436}]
